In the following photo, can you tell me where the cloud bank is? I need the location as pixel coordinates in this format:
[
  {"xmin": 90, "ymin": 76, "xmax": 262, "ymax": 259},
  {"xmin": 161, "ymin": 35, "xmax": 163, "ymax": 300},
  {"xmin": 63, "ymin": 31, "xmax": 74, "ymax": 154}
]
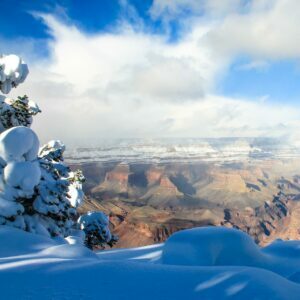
[{"xmin": 5, "ymin": 0, "xmax": 300, "ymax": 146}]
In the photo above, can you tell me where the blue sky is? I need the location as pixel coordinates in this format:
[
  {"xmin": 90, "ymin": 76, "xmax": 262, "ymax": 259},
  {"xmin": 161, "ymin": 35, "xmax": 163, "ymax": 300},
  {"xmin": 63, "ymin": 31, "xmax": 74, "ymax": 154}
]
[
  {"xmin": 1, "ymin": 0, "xmax": 300, "ymax": 143},
  {"xmin": 219, "ymin": 58, "xmax": 300, "ymax": 103},
  {"xmin": 0, "ymin": 0, "xmax": 158, "ymax": 38}
]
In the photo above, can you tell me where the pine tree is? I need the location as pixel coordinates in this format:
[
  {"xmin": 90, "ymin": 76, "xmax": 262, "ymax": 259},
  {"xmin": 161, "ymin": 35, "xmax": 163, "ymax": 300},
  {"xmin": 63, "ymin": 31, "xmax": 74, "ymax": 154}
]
[
  {"xmin": 78, "ymin": 211, "xmax": 118, "ymax": 249},
  {"xmin": 0, "ymin": 53, "xmax": 117, "ymax": 248}
]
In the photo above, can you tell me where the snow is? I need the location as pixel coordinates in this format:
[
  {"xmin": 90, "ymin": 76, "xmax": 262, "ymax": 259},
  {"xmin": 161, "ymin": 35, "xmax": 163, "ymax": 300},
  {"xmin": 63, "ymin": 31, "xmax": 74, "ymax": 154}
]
[
  {"xmin": 1, "ymin": 52, "xmax": 299, "ymax": 298},
  {"xmin": 2, "ymin": 226, "xmax": 300, "ymax": 299},
  {"xmin": 0, "ymin": 197, "xmax": 24, "ymax": 217},
  {"xmin": 0, "ymin": 127, "xmax": 42, "ymax": 229},
  {"xmin": 4, "ymin": 161, "xmax": 41, "ymax": 195},
  {"xmin": 0, "ymin": 95, "xmax": 41, "ymax": 133},
  {"xmin": 0, "ymin": 54, "xmax": 28, "ymax": 94},
  {"xmin": 161, "ymin": 226, "xmax": 263, "ymax": 267},
  {"xmin": 16, "ymin": 139, "xmax": 86, "ymax": 238},
  {"xmin": 160, "ymin": 227, "xmax": 300, "ymax": 279},
  {"xmin": 78, "ymin": 211, "xmax": 112, "ymax": 243},
  {"xmin": 0, "ymin": 126, "xmax": 39, "ymax": 162},
  {"xmin": 39, "ymin": 140, "xmax": 65, "ymax": 161},
  {"xmin": 68, "ymin": 180, "xmax": 84, "ymax": 207},
  {"xmin": 0, "ymin": 226, "xmax": 59, "ymax": 257},
  {"xmin": 0, "ymin": 53, "xmax": 106, "ymax": 247}
]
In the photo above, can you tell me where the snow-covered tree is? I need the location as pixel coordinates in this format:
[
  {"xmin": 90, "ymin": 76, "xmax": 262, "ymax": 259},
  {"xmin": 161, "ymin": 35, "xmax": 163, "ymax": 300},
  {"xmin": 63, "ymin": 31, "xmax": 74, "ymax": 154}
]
[
  {"xmin": 0, "ymin": 54, "xmax": 28, "ymax": 94},
  {"xmin": 78, "ymin": 211, "xmax": 118, "ymax": 249},
  {"xmin": 30, "ymin": 140, "xmax": 84, "ymax": 237},
  {"xmin": 0, "ymin": 95, "xmax": 40, "ymax": 132},
  {"xmin": 0, "ymin": 53, "xmax": 117, "ymax": 247}
]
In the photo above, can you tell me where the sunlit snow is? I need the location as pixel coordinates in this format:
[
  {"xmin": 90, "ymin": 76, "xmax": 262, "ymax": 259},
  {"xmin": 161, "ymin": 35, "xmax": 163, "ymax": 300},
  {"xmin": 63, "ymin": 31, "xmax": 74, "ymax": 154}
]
[{"xmin": 1, "ymin": 226, "xmax": 300, "ymax": 299}]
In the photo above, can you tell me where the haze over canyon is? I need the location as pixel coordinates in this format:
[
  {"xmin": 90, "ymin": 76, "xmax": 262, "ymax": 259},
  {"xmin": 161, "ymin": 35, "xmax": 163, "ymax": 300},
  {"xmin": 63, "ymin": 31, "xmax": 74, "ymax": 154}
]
[{"xmin": 67, "ymin": 137, "xmax": 300, "ymax": 248}]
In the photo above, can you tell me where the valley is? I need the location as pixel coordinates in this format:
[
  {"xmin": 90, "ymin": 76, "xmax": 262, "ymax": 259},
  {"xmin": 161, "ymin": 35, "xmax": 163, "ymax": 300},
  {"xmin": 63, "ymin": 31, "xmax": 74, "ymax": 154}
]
[{"xmin": 73, "ymin": 154, "xmax": 300, "ymax": 248}]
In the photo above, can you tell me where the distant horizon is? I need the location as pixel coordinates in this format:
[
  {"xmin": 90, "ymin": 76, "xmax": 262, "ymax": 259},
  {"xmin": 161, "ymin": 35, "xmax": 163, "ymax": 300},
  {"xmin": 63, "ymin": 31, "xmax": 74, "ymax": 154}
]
[
  {"xmin": 61, "ymin": 135, "xmax": 296, "ymax": 149},
  {"xmin": 64, "ymin": 136, "xmax": 300, "ymax": 164}
]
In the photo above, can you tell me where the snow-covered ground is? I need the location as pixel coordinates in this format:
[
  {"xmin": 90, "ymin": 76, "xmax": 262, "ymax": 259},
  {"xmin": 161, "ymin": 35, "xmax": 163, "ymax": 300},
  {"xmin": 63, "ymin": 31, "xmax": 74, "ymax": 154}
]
[{"xmin": 1, "ymin": 226, "xmax": 300, "ymax": 299}]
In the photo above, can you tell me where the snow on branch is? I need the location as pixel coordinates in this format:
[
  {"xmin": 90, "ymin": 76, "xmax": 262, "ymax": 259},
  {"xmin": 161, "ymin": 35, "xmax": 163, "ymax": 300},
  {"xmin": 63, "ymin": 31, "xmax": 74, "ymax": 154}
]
[
  {"xmin": 0, "ymin": 54, "xmax": 29, "ymax": 94},
  {"xmin": 0, "ymin": 95, "xmax": 41, "ymax": 132},
  {"xmin": 78, "ymin": 211, "xmax": 118, "ymax": 249}
]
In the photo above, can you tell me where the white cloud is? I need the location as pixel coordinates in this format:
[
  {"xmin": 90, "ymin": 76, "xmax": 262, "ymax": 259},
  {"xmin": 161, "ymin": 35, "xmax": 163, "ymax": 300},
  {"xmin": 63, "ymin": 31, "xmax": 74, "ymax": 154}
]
[
  {"xmin": 7, "ymin": 15, "xmax": 221, "ymax": 144},
  {"xmin": 3, "ymin": 6, "xmax": 300, "ymax": 146},
  {"xmin": 150, "ymin": 0, "xmax": 300, "ymax": 59},
  {"xmin": 149, "ymin": 0, "xmax": 242, "ymax": 21},
  {"xmin": 205, "ymin": 0, "xmax": 300, "ymax": 59},
  {"xmin": 166, "ymin": 95, "xmax": 300, "ymax": 138}
]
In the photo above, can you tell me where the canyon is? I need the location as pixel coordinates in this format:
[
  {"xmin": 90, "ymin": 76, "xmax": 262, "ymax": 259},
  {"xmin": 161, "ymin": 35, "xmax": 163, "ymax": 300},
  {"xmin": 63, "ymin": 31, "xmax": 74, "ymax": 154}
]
[{"xmin": 74, "ymin": 156, "xmax": 300, "ymax": 248}]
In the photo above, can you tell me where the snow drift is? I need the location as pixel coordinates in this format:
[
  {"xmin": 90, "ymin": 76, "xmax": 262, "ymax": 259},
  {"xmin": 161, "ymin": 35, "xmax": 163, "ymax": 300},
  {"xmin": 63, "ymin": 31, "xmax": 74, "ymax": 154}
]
[{"xmin": 1, "ymin": 225, "xmax": 300, "ymax": 299}]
